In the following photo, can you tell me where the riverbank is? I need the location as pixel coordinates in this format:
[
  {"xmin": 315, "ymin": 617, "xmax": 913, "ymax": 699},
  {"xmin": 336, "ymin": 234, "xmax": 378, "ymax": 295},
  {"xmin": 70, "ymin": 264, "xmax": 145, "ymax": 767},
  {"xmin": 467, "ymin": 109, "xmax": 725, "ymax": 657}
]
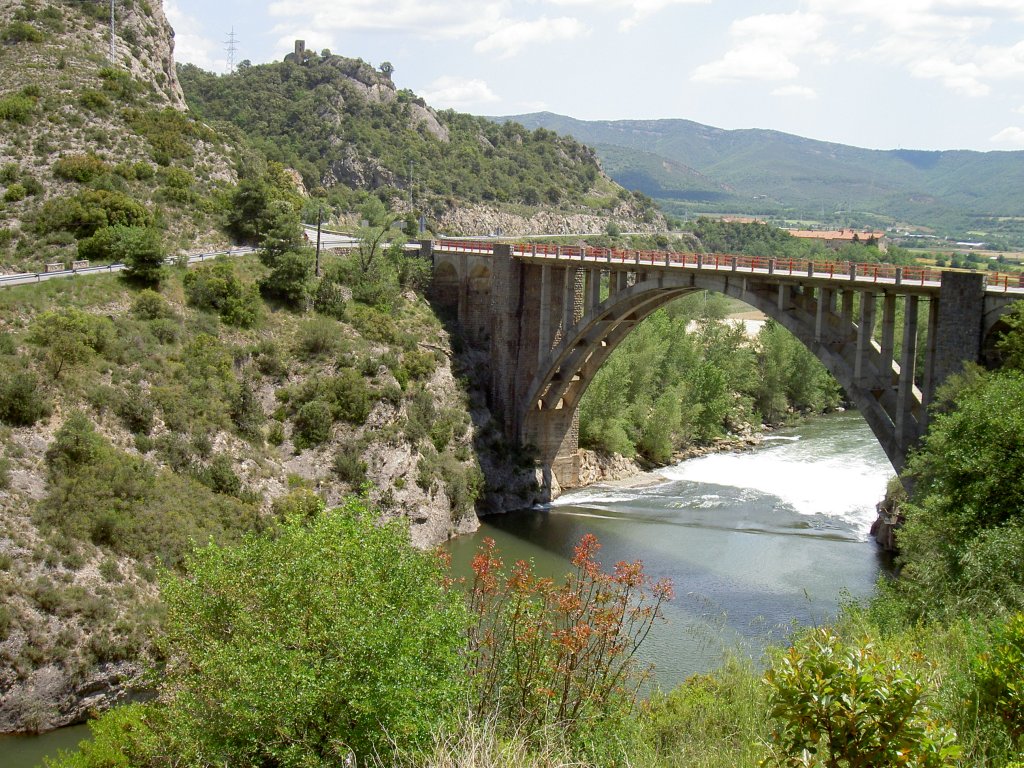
[{"xmin": 569, "ymin": 422, "xmax": 775, "ymax": 494}]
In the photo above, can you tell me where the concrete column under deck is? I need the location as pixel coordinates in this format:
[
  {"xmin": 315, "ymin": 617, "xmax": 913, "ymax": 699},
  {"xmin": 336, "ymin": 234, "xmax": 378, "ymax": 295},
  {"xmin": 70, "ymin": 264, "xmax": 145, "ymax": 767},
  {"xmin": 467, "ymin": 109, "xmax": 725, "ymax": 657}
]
[
  {"xmin": 928, "ymin": 271, "xmax": 986, "ymax": 400},
  {"xmin": 563, "ymin": 267, "xmax": 579, "ymax": 334},
  {"xmin": 815, "ymin": 287, "xmax": 834, "ymax": 344},
  {"xmin": 538, "ymin": 264, "xmax": 552, "ymax": 366},
  {"xmin": 586, "ymin": 269, "xmax": 601, "ymax": 313},
  {"xmin": 895, "ymin": 295, "xmax": 919, "ymax": 455},
  {"xmin": 855, "ymin": 292, "xmax": 877, "ymax": 385}
]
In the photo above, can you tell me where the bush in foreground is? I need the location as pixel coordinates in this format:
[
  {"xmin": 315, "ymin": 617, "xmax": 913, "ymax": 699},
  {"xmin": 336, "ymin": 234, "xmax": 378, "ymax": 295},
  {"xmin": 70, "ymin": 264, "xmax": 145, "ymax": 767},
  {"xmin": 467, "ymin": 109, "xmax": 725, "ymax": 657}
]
[{"xmin": 157, "ymin": 498, "xmax": 467, "ymax": 765}]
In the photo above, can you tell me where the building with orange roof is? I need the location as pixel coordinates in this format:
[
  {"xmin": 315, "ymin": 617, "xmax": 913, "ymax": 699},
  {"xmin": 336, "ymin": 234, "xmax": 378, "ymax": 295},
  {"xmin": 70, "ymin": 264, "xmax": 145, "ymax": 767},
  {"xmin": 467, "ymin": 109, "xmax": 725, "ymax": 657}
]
[{"xmin": 787, "ymin": 229, "xmax": 887, "ymax": 252}]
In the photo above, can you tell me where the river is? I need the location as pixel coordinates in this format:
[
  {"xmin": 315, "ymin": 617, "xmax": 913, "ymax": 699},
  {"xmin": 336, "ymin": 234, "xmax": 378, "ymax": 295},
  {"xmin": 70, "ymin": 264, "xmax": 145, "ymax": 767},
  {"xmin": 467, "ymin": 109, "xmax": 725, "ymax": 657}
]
[
  {"xmin": 4, "ymin": 410, "xmax": 892, "ymax": 767},
  {"xmin": 447, "ymin": 410, "xmax": 894, "ymax": 687}
]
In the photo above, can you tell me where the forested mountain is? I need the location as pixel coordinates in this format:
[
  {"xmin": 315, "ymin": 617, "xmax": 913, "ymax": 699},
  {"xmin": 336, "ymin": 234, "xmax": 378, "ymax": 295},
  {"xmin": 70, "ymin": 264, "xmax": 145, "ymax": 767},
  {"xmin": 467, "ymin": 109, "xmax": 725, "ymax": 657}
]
[
  {"xmin": 495, "ymin": 112, "xmax": 1024, "ymax": 246},
  {"xmin": 178, "ymin": 56, "xmax": 660, "ymax": 232}
]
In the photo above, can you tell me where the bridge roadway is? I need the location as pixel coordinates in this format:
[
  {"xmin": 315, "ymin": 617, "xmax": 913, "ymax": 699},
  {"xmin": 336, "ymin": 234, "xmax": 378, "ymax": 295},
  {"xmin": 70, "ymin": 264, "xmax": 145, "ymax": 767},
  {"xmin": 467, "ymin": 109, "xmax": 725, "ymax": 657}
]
[{"xmin": 426, "ymin": 239, "xmax": 1022, "ymax": 493}]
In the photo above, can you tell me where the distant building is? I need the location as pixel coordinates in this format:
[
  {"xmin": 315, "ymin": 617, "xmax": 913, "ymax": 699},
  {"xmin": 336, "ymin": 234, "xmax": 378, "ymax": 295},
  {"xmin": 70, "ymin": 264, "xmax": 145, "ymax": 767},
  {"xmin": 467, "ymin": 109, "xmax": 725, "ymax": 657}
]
[
  {"xmin": 284, "ymin": 39, "xmax": 306, "ymax": 64},
  {"xmin": 787, "ymin": 229, "xmax": 887, "ymax": 252}
]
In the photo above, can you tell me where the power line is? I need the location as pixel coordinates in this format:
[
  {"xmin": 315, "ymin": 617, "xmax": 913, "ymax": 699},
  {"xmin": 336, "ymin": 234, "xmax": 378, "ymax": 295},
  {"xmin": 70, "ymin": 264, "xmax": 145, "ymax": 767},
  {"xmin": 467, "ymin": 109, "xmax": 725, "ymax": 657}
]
[{"xmin": 224, "ymin": 27, "xmax": 239, "ymax": 74}]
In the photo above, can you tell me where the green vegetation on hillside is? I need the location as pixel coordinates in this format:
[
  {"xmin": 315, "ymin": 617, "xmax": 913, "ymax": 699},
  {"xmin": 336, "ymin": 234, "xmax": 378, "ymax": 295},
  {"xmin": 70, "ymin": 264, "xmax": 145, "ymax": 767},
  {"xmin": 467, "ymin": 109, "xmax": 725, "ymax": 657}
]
[
  {"xmin": 0, "ymin": 0, "xmax": 241, "ymax": 274},
  {"xmin": 178, "ymin": 56, "xmax": 604, "ymax": 216},
  {"xmin": 0, "ymin": 225, "xmax": 483, "ymax": 720}
]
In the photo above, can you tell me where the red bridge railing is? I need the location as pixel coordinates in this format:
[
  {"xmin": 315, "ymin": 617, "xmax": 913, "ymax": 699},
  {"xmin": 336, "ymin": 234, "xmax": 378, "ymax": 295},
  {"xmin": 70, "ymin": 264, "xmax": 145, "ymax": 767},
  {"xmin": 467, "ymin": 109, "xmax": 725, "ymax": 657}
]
[{"xmin": 432, "ymin": 240, "xmax": 1023, "ymax": 292}]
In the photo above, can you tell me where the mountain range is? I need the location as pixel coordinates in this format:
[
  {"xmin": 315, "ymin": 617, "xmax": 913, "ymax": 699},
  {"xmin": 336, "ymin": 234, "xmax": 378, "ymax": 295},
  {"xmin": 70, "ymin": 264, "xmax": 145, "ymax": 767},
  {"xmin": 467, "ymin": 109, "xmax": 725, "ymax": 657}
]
[{"xmin": 494, "ymin": 112, "xmax": 1024, "ymax": 247}]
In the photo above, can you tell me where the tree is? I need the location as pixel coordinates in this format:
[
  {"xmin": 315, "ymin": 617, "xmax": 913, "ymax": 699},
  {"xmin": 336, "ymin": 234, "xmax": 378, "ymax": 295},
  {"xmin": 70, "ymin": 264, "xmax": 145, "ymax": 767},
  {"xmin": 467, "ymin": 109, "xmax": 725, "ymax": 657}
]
[
  {"xmin": 158, "ymin": 498, "xmax": 468, "ymax": 764},
  {"xmin": 28, "ymin": 309, "xmax": 111, "ymax": 380},
  {"xmin": 765, "ymin": 627, "xmax": 960, "ymax": 768},
  {"xmin": 893, "ymin": 367, "xmax": 1024, "ymax": 618},
  {"xmin": 78, "ymin": 225, "xmax": 166, "ymax": 285}
]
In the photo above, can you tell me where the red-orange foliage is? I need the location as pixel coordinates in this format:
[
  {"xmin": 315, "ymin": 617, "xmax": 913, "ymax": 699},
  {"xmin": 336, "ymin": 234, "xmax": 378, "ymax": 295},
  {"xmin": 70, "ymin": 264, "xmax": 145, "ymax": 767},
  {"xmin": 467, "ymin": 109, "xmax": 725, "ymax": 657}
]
[{"xmin": 465, "ymin": 533, "xmax": 673, "ymax": 734}]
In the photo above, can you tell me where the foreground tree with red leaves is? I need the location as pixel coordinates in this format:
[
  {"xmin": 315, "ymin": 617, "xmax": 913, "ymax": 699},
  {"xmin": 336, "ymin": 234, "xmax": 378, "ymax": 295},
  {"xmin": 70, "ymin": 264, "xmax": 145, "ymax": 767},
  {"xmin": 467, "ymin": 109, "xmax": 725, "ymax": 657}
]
[{"xmin": 465, "ymin": 533, "xmax": 673, "ymax": 739}]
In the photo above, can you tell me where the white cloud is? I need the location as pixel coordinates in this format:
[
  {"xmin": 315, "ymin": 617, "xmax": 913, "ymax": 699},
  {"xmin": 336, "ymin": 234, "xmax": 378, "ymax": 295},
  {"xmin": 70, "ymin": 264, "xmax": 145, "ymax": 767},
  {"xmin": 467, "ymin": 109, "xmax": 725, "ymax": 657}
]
[
  {"xmin": 473, "ymin": 16, "xmax": 587, "ymax": 58},
  {"xmin": 772, "ymin": 85, "xmax": 818, "ymax": 99},
  {"xmin": 692, "ymin": 13, "xmax": 831, "ymax": 83},
  {"xmin": 267, "ymin": 0, "xmax": 505, "ymax": 40},
  {"xmin": 268, "ymin": 1, "xmax": 589, "ymax": 58},
  {"xmin": 807, "ymin": 0, "xmax": 1024, "ymax": 97},
  {"xmin": 165, "ymin": 0, "xmax": 227, "ymax": 72},
  {"xmin": 990, "ymin": 126, "xmax": 1024, "ymax": 145},
  {"xmin": 420, "ymin": 76, "xmax": 499, "ymax": 108},
  {"xmin": 544, "ymin": 0, "xmax": 710, "ymax": 31}
]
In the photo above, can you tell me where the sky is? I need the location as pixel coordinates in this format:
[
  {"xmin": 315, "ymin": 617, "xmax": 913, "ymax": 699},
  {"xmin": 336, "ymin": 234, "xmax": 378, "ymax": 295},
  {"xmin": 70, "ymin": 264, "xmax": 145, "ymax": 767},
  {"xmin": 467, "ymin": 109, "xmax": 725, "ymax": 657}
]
[{"xmin": 164, "ymin": 0, "xmax": 1024, "ymax": 152}]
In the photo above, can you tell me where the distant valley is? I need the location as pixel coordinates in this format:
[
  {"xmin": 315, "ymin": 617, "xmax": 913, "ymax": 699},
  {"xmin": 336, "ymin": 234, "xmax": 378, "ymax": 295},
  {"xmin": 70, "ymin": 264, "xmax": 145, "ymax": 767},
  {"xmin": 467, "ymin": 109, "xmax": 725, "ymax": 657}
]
[{"xmin": 493, "ymin": 112, "xmax": 1024, "ymax": 249}]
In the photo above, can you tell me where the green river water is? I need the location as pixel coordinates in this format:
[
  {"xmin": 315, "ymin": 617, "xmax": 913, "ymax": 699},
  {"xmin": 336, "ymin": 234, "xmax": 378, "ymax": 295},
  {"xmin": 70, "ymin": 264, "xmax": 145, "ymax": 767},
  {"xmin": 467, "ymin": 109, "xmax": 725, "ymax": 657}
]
[{"xmin": 3, "ymin": 410, "xmax": 892, "ymax": 766}]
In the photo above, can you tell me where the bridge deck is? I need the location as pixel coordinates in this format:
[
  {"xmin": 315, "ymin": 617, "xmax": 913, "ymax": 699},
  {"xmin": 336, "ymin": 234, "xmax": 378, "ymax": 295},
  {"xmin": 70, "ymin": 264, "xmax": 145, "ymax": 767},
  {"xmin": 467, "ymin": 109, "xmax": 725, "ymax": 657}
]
[{"xmin": 432, "ymin": 240, "xmax": 1024, "ymax": 296}]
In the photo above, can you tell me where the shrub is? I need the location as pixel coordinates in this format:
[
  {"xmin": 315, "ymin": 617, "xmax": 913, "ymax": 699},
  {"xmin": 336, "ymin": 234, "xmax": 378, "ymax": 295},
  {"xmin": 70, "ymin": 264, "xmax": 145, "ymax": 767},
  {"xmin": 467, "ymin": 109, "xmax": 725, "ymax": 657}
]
[
  {"xmin": 79, "ymin": 90, "xmax": 112, "ymax": 112},
  {"xmin": 38, "ymin": 413, "xmax": 261, "ymax": 569},
  {"xmin": 467, "ymin": 534, "xmax": 672, "ymax": 752},
  {"xmin": 157, "ymin": 166, "xmax": 194, "ymax": 189},
  {"xmin": 271, "ymin": 487, "xmax": 324, "ymax": 523},
  {"xmin": 293, "ymin": 317, "xmax": 337, "ymax": 358},
  {"xmin": 0, "ymin": 94, "xmax": 36, "ymax": 123},
  {"xmin": 131, "ymin": 289, "xmax": 174, "ymax": 321},
  {"xmin": 973, "ymin": 612, "xmax": 1024, "ymax": 746},
  {"xmin": 98, "ymin": 66, "xmax": 139, "ymax": 101},
  {"xmin": 416, "ymin": 450, "xmax": 483, "ymax": 519},
  {"xmin": 0, "ymin": 456, "xmax": 10, "ymax": 490},
  {"xmin": 2, "ymin": 182, "xmax": 26, "ymax": 202},
  {"xmin": 324, "ymin": 369, "xmax": 372, "ymax": 424},
  {"xmin": 764, "ymin": 627, "xmax": 960, "ymax": 768},
  {"xmin": 28, "ymin": 308, "xmax": 112, "ymax": 379},
  {"xmin": 183, "ymin": 260, "xmax": 261, "ymax": 328},
  {"xmin": 2, "ymin": 21, "xmax": 44, "ymax": 43},
  {"xmin": 154, "ymin": 500, "xmax": 467, "ymax": 764},
  {"xmin": 114, "ymin": 384, "xmax": 154, "ymax": 435},
  {"xmin": 293, "ymin": 399, "xmax": 332, "ymax": 448},
  {"xmin": 229, "ymin": 379, "xmax": 264, "ymax": 440},
  {"xmin": 37, "ymin": 189, "xmax": 152, "ymax": 238},
  {"xmin": 332, "ymin": 441, "xmax": 367, "ymax": 486},
  {"xmin": 254, "ymin": 340, "xmax": 287, "ymax": 379},
  {"xmin": 312, "ymin": 277, "xmax": 347, "ymax": 319},
  {"xmin": 53, "ymin": 154, "xmax": 110, "ymax": 183},
  {"xmin": 198, "ymin": 454, "xmax": 242, "ymax": 497},
  {"xmin": 259, "ymin": 250, "xmax": 313, "ymax": 308},
  {"xmin": 0, "ymin": 368, "xmax": 50, "ymax": 423}
]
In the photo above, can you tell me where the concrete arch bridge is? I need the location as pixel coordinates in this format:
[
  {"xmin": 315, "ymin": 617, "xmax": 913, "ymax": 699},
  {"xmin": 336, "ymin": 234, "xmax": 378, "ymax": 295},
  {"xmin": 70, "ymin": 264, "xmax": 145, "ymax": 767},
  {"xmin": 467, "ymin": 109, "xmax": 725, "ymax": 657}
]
[{"xmin": 425, "ymin": 240, "xmax": 1023, "ymax": 493}]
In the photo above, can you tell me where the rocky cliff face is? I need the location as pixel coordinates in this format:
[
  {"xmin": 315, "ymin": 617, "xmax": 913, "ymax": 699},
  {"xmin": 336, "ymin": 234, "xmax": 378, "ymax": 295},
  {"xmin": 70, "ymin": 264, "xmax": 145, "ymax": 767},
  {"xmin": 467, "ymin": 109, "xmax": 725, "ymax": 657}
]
[
  {"xmin": 437, "ymin": 199, "xmax": 666, "ymax": 237},
  {"xmin": 111, "ymin": 0, "xmax": 187, "ymax": 109},
  {"xmin": 0, "ymin": 0, "xmax": 235, "ymax": 274}
]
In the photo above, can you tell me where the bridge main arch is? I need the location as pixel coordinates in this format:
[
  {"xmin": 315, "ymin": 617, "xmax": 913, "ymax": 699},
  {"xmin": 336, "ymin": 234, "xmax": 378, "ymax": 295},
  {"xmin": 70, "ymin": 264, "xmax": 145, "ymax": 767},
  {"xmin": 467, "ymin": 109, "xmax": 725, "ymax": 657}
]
[{"xmin": 430, "ymin": 241, "xmax": 1015, "ymax": 497}]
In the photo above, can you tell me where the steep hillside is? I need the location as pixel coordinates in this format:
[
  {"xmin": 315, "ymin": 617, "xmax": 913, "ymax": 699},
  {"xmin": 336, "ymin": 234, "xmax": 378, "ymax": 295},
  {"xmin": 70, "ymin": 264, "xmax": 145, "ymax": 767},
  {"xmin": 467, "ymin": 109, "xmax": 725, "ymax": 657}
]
[
  {"xmin": 179, "ymin": 56, "xmax": 663, "ymax": 235},
  {"xmin": 0, "ymin": 0, "xmax": 240, "ymax": 274},
  {"xmin": 496, "ymin": 112, "xmax": 1024, "ymax": 245},
  {"xmin": 0, "ymin": 248, "xmax": 529, "ymax": 731}
]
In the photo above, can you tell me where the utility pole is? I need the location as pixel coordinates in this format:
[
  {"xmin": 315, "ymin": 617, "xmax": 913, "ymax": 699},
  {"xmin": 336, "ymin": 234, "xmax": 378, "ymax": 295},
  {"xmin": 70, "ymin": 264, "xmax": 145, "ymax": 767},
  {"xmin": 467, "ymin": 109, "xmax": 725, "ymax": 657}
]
[
  {"xmin": 224, "ymin": 27, "xmax": 239, "ymax": 74},
  {"xmin": 109, "ymin": 0, "xmax": 115, "ymax": 63},
  {"xmin": 315, "ymin": 206, "xmax": 323, "ymax": 278}
]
